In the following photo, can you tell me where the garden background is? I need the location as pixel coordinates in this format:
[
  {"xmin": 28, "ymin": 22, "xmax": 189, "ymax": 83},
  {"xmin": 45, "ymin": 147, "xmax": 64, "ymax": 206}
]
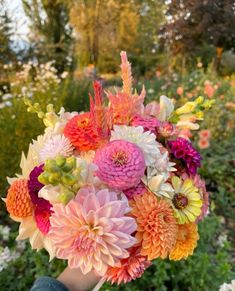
[{"xmin": 0, "ymin": 0, "xmax": 235, "ymax": 290}]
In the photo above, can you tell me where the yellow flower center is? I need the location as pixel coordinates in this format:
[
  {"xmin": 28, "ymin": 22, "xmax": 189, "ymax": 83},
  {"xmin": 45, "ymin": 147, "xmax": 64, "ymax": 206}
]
[
  {"xmin": 112, "ymin": 151, "xmax": 128, "ymax": 166},
  {"xmin": 172, "ymin": 194, "xmax": 188, "ymax": 209}
]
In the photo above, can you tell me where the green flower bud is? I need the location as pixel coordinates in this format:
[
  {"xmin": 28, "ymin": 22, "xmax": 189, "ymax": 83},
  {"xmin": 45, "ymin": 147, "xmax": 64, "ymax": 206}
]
[
  {"xmin": 37, "ymin": 111, "xmax": 45, "ymax": 119},
  {"xmin": 44, "ymin": 159, "xmax": 59, "ymax": 173},
  {"xmin": 48, "ymin": 174, "xmax": 60, "ymax": 185},
  {"xmin": 38, "ymin": 172, "xmax": 50, "ymax": 185},
  {"xmin": 55, "ymin": 156, "xmax": 66, "ymax": 167},
  {"xmin": 195, "ymin": 96, "xmax": 204, "ymax": 104},
  {"xmin": 33, "ymin": 103, "xmax": 40, "ymax": 111},
  {"xmin": 61, "ymin": 173, "xmax": 77, "ymax": 186},
  {"xmin": 47, "ymin": 104, "xmax": 54, "ymax": 113}
]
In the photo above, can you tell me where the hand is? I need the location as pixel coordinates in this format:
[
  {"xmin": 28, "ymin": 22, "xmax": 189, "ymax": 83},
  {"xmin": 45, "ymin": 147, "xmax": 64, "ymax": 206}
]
[{"xmin": 57, "ymin": 266, "xmax": 101, "ymax": 291}]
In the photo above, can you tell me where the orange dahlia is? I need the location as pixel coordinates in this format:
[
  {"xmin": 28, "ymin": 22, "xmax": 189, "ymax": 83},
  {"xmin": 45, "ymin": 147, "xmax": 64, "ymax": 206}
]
[
  {"xmin": 104, "ymin": 247, "xmax": 151, "ymax": 285},
  {"xmin": 169, "ymin": 223, "xmax": 199, "ymax": 261},
  {"xmin": 6, "ymin": 179, "xmax": 33, "ymax": 217},
  {"xmin": 63, "ymin": 113, "xmax": 99, "ymax": 151},
  {"xmin": 130, "ymin": 192, "xmax": 177, "ymax": 260}
]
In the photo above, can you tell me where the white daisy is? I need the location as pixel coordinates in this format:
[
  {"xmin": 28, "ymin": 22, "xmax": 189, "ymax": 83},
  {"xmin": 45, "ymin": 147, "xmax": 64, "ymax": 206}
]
[
  {"xmin": 39, "ymin": 134, "xmax": 74, "ymax": 162},
  {"xmin": 111, "ymin": 125, "xmax": 160, "ymax": 166}
]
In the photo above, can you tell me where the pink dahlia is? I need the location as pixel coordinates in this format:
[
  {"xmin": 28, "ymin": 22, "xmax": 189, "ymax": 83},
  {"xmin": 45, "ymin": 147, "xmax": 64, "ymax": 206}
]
[
  {"xmin": 131, "ymin": 115, "xmax": 159, "ymax": 133},
  {"xmin": 94, "ymin": 140, "xmax": 145, "ymax": 191},
  {"xmin": 104, "ymin": 247, "xmax": 151, "ymax": 285},
  {"xmin": 28, "ymin": 165, "xmax": 53, "ymax": 233},
  {"xmin": 35, "ymin": 201, "xmax": 52, "ymax": 234},
  {"xmin": 28, "ymin": 165, "xmax": 44, "ymax": 204},
  {"xmin": 168, "ymin": 138, "xmax": 201, "ymax": 175},
  {"xmin": 49, "ymin": 187, "xmax": 137, "ymax": 275},
  {"xmin": 123, "ymin": 181, "xmax": 146, "ymax": 200}
]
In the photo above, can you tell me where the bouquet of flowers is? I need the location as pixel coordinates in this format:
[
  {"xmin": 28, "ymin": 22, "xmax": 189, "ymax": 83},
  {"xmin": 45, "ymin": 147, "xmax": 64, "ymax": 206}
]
[{"xmin": 4, "ymin": 52, "xmax": 214, "ymax": 288}]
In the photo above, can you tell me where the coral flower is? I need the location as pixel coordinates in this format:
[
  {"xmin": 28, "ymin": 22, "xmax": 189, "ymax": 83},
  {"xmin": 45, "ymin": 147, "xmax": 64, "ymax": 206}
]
[
  {"xmin": 176, "ymin": 86, "xmax": 184, "ymax": 96},
  {"xmin": 169, "ymin": 223, "xmax": 199, "ymax": 260},
  {"xmin": 130, "ymin": 192, "xmax": 177, "ymax": 260},
  {"xmin": 198, "ymin": 139, "xmax": 210, "ymax": 149},
  {"xmin": 49, "ymin": 188, "xmax": 137, "ymax": 275},
  {"xmin": 94, "ymin": 140, "xmax": 145, "ymax": 191},
  {"xmin": 6, "ymin": 179, "xmax": 33, "ymax": 218},
  {"xmin": 104, "ymin": 247, "xmax": 151, "ymax": 285},
  {"xmin": 63, "ymin": 113, "xmax": 99, "ymax": 151},
  {"xmin": 168, "ymin": 137, "xmax": 201, "ymax": 175},
  {"xmin": 171, "ymin": 176, "xmax": 202, "ymax": 224},
  {"xmin": 199, "ymin": 129, "xmax": 211, "ymax": 139}
]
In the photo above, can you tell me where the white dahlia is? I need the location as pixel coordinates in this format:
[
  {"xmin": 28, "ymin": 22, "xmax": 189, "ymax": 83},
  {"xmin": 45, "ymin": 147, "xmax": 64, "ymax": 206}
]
[{"xmin": 111, "ymin": 125, "xmax": 160, "ymax": 166}]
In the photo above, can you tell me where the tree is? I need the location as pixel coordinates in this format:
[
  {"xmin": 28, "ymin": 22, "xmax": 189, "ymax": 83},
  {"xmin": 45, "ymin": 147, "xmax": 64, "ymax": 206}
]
[
  {"xmin": 161, "ymin": 0, "xmax": 235, "ymax": 66},
  {"xmin": 22, "ymin": 0, "xmax": 73, "ymax": 72},
  {"xmin": 0, "ymin": 1, "xmax": 15, "ymax": 66},
  {"xmin": 69, "ymin": 0, "xmax": 139, "ymax": 72}
]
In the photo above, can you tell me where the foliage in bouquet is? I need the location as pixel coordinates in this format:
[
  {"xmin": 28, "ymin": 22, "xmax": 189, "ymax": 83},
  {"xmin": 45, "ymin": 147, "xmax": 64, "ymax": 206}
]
[
  {"xmin": 3, "ymin": 52, "xmax": 218, "ymax": 288},
  {"xmin": 0, "ymin": 62, "xmax": 91, "ymax": 201}
]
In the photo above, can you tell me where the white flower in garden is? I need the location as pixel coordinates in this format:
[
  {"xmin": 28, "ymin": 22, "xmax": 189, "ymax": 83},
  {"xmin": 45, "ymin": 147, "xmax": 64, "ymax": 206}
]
[
  {"xmin": 2, "ymin": 93, "xmax": 13, "ymax": 100},
  {"xmin": 219, "ymin": 280, "xmax": 235, "ymax": 291},
  {"xmin": 0, "ymin": 247, "xmax": 20, "ymax": 272},
  {"xmin": 39, "ymin": 134, "xmax": 74, "ymax": 162},
  {"xmin": 218, "ymin": 234, "xmax": 228, "ymax": 248},
  {"xmin": 61, "ymin": 71, "xmax": 68, "ymax": 79},
  {"xmin": 111, "ymin": 125, "xmax": 160, "ymax": 166},
  {"xmin": 0, "ymin": 226, "xmax": 10, "ymax": 241}
]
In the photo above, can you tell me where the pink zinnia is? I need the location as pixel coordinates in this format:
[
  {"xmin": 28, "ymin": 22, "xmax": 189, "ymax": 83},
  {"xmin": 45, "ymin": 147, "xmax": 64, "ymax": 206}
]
[
  {"xmin": 94, "ymin": 140, "xmax": 145, "ymax": 191},
  {"xmin": 123, "ymin": 181, "xmax": 146, "ymax": 200},
  {"xmin": 168, "ymin": 137, "xmax": 201, "ymax": 175},
  {"xmin": 104, "ymin": 247, "xmax": 151, "ymax": 285},
  {"xmin": 49, "ymin": 187, "xmax": 137, "ymax": 275},
  {"xmin": 131, "ymin": 115, "xmax": 159, "ymax": 133}
]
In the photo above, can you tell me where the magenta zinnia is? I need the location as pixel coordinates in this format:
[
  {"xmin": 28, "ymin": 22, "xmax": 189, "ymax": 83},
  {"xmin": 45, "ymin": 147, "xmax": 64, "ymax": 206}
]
[
  {"xmin": 49, "ymin": 187, "xmax": 137, "ymax": 275},
  {"xmin": 131, "ymin": 115, "xmax": 159, "ymax": 133},
  {"xmin": 168, "ymin": 137, "xmax": 201, "ymax": 175},
  {"xmin": 94, "ymin": 140, "xmax": 145, "ymax": 190}
]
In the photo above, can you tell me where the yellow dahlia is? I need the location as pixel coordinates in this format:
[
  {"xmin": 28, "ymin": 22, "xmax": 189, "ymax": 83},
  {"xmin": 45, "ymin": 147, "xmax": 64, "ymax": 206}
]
[
  {"xmin": 171, "ymin": 176, "xmax": 202, "ymax": 224},
  {"xmin": 169, "ymin": 223, "xmax": 199, "ymax": 260},
  {"xmin": 130, "ymin": 191, "xmax": 177, "ymax": 260}
]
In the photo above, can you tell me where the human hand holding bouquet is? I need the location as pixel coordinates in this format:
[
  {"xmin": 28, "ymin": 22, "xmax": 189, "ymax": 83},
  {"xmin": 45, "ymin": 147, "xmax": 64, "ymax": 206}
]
[{"xmin": 4, "ymin": 52, "xmax": 214, "ymax": 289}]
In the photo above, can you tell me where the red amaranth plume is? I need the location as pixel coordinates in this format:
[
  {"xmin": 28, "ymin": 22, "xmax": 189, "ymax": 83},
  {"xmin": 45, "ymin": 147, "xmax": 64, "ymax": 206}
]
[{"xmin": 89, "ymin": 81, "xmax": 112, "ymax": 142}]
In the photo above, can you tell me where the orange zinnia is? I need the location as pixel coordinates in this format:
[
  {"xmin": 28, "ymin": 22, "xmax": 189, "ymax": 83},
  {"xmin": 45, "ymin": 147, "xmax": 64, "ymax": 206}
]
[
  {"xmin": 6, "ymin": 179, "xmax": 33, "ymax": 217},
  {"xmin": 63, "ymin": 113, "xmax": 99, "ymax": 151},
  {"xmin": 169, "ymin": 223, "xmax": 199, "ymax": 261},
  {"xmin": 130, "ymin": 192, "xmax": 177, "ymax": 260}
]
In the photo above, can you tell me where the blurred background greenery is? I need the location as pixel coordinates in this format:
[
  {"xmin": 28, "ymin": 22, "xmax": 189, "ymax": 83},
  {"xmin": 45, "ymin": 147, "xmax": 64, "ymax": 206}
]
[{"xmin": 0, "ymin": 0, "xmax": 234, "ymax": 290}]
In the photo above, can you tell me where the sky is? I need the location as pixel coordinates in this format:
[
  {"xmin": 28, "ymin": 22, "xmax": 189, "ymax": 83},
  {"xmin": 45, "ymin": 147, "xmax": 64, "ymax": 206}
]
[{"xmin": 4, "ymin": 0, "xmax": 30, "ymax": 49}]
